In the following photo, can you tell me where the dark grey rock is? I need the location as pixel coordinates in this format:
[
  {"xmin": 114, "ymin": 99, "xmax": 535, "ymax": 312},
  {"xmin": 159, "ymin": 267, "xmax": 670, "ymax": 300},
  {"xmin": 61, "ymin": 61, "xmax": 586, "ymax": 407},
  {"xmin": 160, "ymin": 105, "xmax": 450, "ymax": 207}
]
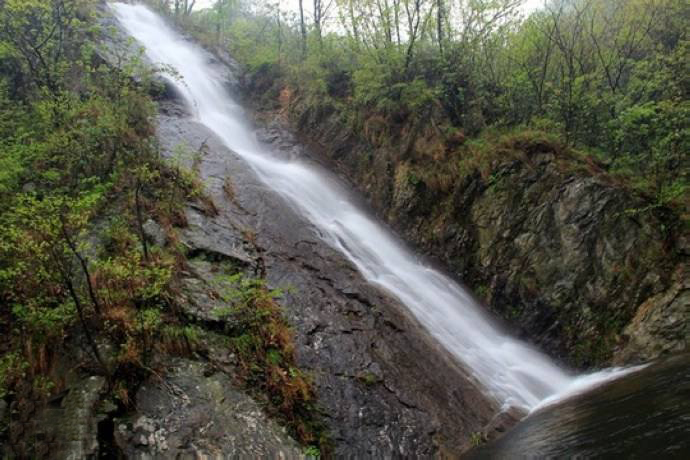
[
  {"xmin": 52, "ymin": 376, "xmax": 106, "ymax": 459},
  {"xmin": 274, "ymin": 93, "xmax": 688, "ymax": 368},
  {"xmin": 142, "ymin": 219, "xmax": 166, "ymax": 247},
  {"xmin": 154, "ymin": 101, "xmax": 498, "ymax": 456},
  {"xmin": 114, "ymin": 359, "xmax": 302, "ymax": 459},
  {"xmin": 481, "ymin": 406, "xmax": 527, "ymax": 443},
  {"xmin": 9, "ymin": 376, "xmax": 106, "ymax": 459},
  {"xmin": 615, "ymin": 266, "xmax": 690, "ymax": 364}
]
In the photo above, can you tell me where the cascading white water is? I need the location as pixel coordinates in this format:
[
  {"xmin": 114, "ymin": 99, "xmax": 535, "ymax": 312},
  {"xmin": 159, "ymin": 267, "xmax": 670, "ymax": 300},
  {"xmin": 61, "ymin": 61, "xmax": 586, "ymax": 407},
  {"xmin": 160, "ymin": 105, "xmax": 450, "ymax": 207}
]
[{"xmin": 111, "ymin": 2, "xmax": 641, "ymax": 412}]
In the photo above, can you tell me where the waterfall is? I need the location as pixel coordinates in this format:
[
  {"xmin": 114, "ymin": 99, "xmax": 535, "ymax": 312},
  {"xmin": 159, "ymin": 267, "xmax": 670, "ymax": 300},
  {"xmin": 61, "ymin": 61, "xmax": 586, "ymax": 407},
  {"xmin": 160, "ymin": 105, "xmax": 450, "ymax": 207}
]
[{"xmin": 111, "ymin": 2, "xmax": 640, "ymax": 412}]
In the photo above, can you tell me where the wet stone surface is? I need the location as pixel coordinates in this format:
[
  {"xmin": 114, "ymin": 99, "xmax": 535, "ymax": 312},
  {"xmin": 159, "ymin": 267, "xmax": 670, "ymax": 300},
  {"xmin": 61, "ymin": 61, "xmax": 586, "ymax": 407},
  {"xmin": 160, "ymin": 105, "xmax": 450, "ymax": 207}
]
[
  {"xmin": 4, "ymin": 19, "xmax": 501, "ymax": 458},
  {"xmin": 152, "ymin": 88, "xmax": 499, "ymax": 456},
  {"xmin": 6, "ymin": 376, "xmax": 106, "ymax": 459},
  {"xmin": 467, "ymin": 353, "xmax": 690, "ymax": 459},
  {"xmin": 114, "ymin": 359, "xmax": 303, "ymax": 459}
]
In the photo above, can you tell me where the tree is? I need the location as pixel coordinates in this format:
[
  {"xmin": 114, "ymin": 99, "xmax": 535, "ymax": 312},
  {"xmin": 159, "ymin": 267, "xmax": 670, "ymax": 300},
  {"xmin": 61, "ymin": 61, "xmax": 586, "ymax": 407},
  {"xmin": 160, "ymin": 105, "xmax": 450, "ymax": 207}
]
[
  {"xmin": 299, "ymin": 0, "xmax": 307, "ymax": 56},
  {"xmin": 0, "ymin": 0, "xmax": 81, "ymax": 94},
  {"xmin": 586, "ymin": 0, "xmax": 658, "ymax": 97},
  {"xmin": 403, "ymin": 0, "xmax": 433, "ymax": 71},
  {"xmin": 174, "ymin": 0, "xmax": 196, "ymax": 17},
  {"xmin": 168, "ymin": 0, "xmax": 688, "ymax": 207},
  {"xmin": 436, "ymin": 0, "xmax": 445, "ymax": 55}
]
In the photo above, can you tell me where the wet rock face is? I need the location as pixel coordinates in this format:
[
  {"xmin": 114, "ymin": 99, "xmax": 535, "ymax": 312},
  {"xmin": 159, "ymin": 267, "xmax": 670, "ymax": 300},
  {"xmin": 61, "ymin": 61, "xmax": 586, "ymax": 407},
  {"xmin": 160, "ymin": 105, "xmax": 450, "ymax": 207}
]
[
  {"xmin": 1, "ymin": 12, "xmax": 498, "ymax": 458},
  {"xmin": 467, "ymin": 353, "xmax": 690, "ymax": 458},
  {"xmin": 154, "ymin": 101, "xmax": 498, "ymax": 456},
  {"xmin": 114, "ymin": 359, "xmax": 303, "ymax": 459},
  {"xmin": 273, "ymin": 98, "xmax": 687, "ymax": 368},
  {"xmin": 480, "ymin": 406, "xmax": 527, "ymax": 444},
  {"xmin": 615, "ymin": 266, "xmax": 689, "ymax": 364},
  {"xmin": 7, "ymin": 83, "xmax": 498, "ymax": 458},
  {"xmin": 6, "ymin": 376, "xmax": 106, "ymax": 459},
  {"xmin": 451, "ymin": 157, "xmax": 683, "ymax": 367},
  {"xmin": 72, "ymin": 15, "xmax": 499, "ymax": 456}
]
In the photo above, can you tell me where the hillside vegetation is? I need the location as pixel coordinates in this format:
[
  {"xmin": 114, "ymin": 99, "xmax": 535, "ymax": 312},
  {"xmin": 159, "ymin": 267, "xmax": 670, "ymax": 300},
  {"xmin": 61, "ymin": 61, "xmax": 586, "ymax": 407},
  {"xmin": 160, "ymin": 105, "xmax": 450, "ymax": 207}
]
[
  {"xmin": 168, "ymin": 0, "xmax": 687, "ymax": 213},
  {"xmin": 0, "ymin": 1, "xmax": 323, "ymax": 455},
  {"xmin": 156, "ymin": 0, "xmax": 689, "ymax": 367}
]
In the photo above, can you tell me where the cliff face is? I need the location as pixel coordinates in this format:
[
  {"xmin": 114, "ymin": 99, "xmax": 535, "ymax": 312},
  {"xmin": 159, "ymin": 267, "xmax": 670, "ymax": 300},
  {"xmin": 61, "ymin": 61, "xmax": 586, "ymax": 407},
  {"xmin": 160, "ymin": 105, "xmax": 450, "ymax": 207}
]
[
  {"xmin": 2, "ymin": 16, "xmax": 503, "ymax": 458},
  {"xmin": 5, "ymin": 57, "xmax": 499, "ymax": 460},
  {"xmin": 248, "ymin": 75, "xmax": 688, "ymax": 369},
  {"xmin": 152, "ymin": 93, "xmax": 498, "ymax": 456}
]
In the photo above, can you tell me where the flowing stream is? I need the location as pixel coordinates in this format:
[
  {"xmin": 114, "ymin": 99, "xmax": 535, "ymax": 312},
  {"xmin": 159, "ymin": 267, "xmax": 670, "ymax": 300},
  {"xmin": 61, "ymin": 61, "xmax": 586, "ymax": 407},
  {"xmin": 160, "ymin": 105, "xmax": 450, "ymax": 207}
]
[{"xmin": 111, "ymin": 2, "xmax": 641, "ymax": 412}]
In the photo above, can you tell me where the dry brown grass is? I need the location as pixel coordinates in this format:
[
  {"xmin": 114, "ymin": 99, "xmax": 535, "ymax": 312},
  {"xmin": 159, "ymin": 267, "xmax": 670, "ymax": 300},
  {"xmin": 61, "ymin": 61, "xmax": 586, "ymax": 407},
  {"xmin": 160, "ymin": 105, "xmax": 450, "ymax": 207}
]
[
  {"xmin": 223, "ymin": 176, "xmax": 236, "ymax": 202},
  {"xmin": 198, "ymin": 194, "xmax": 219, "ymax": 217},
  {"xmin": 363, "ymin": 114, "xmax": 389, "ymax": 147}
]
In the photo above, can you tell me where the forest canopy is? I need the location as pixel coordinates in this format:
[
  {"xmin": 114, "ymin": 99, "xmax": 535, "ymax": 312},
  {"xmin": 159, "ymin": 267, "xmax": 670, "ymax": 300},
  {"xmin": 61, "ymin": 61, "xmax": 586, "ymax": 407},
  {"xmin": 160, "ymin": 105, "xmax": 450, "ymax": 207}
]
[{"xmin": 152, "ymin": 0, "xmax": 688, "ymax": 211}]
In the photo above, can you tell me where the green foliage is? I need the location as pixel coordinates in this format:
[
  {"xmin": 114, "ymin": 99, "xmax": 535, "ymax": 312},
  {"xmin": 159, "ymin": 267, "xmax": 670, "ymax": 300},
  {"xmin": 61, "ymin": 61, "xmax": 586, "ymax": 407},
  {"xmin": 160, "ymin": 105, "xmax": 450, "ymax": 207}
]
[
  {"xmin": 173, "ymin": 0, "xmax": 687, "ymax": 215},
  {"xmin": 0, "ymin": 192, "xmax": 103, "ymax": 344},
  {"xmin": 213, "ymin": 273, "xmax": 283, "ymax": 320},
  {"xmin": 610, "ymin": 100, "xmax": 689, "ymax": 205},
  {"xmin": 228, "ymin": 18, "xmax": 282, "ymax": 72},
  {"xmin": 356, "ymin": 371, "xmax": 380, "ymax": 386},
  {"xmin": 95, "ymin": 247, "xmax": 173, "ymax": 306},
  {"xmin": 0, "ymin": 0, "xmax": 88, "ymax": 94},
  {"xmin": 475, "ymin": 284, "xmax": 489, "ymax": 300},
  {"xmin": 0, "ymin": 0, "xmax": 201, "ymax": 410},
  {"xmin": 303, "ymin": 445, "xmax": 321, "ymax": 458}
]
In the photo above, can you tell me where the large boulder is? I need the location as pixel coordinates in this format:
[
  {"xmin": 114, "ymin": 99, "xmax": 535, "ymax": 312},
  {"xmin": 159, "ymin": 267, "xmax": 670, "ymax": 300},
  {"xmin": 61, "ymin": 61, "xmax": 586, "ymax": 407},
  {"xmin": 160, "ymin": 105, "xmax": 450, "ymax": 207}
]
[
  {"xmin": 7, "ymin": 375, "xmax": 106, "ymax": 459},
  {"xmin": 114, "ymin": 359, "xmax": 303, "ymax": 459}
]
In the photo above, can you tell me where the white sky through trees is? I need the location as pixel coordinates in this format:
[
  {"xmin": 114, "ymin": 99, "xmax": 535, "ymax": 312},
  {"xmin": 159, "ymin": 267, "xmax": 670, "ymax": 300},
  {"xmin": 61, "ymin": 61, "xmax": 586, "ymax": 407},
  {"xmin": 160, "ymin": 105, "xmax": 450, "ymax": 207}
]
[{"xmin": 193, "ymin": 0, "xmax": 546, "ymax": 18}]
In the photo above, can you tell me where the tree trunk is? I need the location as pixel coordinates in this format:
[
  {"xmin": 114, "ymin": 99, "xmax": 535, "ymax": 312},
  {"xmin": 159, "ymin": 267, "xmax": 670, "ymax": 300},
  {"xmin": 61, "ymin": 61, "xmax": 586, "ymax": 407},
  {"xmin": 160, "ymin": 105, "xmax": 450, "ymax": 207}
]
[
  {"xmin": 299, "ymin": 0, "xmax": 307, "ymax": 57},
  {"xmin": 436, "ymin": 0, "xmax": 444, "ymax": 56},
  {"xmin": 313, "ymin": 0, "xmax": 323, "ymax": 48}
]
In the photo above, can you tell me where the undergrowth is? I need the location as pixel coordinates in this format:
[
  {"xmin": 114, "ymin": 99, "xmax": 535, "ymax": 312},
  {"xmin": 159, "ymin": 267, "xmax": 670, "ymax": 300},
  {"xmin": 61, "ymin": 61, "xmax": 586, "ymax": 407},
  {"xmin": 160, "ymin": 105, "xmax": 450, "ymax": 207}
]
[
  {"xmin": 212, "ymin": 273, "xmax": 327, "ymax": 453},
  {"xmin": 0, "ymin": 1, "xmax": 324, "ymax": 455}
]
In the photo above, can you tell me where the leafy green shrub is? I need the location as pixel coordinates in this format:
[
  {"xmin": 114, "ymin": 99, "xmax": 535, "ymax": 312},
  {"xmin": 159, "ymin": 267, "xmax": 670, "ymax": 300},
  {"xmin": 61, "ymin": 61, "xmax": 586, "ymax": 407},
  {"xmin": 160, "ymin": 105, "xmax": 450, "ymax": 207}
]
[
  {"xmin": 610, "ymin": 100, "xmax": 689, "ymax": 205},
  {"xmin": 0, "ymin": 0, "xmax": 208, "ymax": 407},
  {"xmin": 0, "ymin": 352, "xmax": 28, "ymax": 399}
]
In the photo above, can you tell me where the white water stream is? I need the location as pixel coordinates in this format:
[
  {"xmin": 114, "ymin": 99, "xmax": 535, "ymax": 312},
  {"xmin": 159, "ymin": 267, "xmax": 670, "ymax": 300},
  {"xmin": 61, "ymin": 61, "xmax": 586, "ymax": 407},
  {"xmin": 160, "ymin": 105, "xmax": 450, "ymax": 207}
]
[{"xmin": 111, "ymin": 2, "xmax": 641, "ymax": 412}]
